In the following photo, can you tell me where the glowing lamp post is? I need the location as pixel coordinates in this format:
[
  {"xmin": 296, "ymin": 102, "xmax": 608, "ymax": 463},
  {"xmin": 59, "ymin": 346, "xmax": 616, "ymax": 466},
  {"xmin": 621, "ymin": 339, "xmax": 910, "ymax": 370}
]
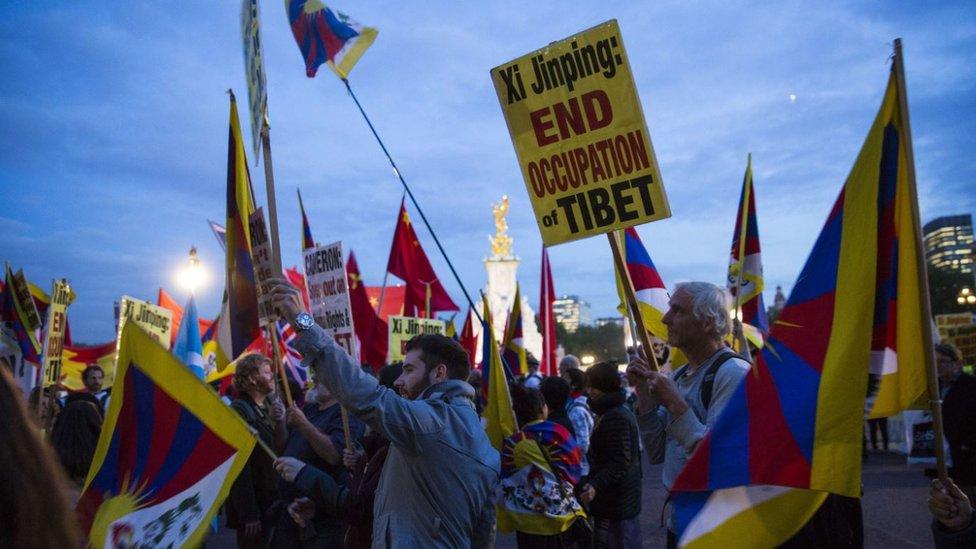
[{"xmin": 178, "ymin": 246, "xmax": 206, "ymax": 295}]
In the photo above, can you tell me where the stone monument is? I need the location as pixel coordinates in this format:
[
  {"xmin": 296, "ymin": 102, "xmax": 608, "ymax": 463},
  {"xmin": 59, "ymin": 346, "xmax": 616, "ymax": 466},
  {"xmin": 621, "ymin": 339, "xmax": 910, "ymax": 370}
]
[{"xmin": 477, "ymin": 196, "xmax": 543, "ymax": 363}]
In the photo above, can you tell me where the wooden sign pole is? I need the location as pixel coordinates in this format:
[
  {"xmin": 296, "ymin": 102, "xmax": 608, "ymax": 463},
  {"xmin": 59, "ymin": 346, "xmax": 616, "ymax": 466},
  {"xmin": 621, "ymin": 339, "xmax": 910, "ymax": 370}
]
[{"xmin": 607, "ymin": 232, "xmax": 661, "ymax": 372}]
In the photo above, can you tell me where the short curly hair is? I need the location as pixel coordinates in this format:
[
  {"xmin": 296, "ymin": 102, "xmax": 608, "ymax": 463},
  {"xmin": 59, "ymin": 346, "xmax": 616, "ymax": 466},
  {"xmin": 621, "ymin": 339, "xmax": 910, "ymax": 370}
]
[{"xmin": 232, "ymin": 353, "xmax": 272, "ymax": 393}]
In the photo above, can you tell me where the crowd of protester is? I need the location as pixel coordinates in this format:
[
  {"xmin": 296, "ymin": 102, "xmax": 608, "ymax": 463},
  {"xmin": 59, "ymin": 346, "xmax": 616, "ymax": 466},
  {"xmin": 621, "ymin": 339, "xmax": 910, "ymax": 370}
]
[{"xmin": 1, "ymin": 279, "xmax": 974, "ymax": 548}]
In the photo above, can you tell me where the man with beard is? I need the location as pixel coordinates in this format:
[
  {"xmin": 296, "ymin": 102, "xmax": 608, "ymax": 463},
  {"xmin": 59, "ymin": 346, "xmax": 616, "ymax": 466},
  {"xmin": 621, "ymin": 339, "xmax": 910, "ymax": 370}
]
[
  {"xmin": 267, "ymin": 277, "xmax": 498, "ymax": 548},
  {"xmin": 226, "ymin": 353, "xmax": 287, "ymax": 548}
]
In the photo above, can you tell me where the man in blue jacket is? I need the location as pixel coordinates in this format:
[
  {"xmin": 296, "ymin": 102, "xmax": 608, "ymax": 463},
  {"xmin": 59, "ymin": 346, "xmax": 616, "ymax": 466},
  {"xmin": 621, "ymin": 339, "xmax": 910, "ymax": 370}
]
[{"xmin": 268, "ymin": 277, "xmax": 498, "ymax": 548}]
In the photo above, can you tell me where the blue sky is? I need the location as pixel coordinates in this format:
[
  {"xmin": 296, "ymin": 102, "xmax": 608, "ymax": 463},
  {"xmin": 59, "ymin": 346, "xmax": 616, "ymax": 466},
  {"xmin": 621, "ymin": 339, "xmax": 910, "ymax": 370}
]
[{"xmin": 1, "ymin": 1, "xmax": 974, "ymax": 343}]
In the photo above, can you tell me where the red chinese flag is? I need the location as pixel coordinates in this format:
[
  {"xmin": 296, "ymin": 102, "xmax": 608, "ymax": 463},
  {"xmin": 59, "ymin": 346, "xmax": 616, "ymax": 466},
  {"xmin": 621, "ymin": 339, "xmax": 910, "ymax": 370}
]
[
  {"xmin": 347, "ymin": 251, "xmax": 388, "ymax": 370},
  {"xmin": 460, "ymin": 308, "xmax": 478, "ymax": 369},
  {"xmin": 539, "ymin": 247, "xmax": 557, "ymax": 376},
  {"xmin": 386, "ymin": 199, "xmax": 459, "ymax": 316}
]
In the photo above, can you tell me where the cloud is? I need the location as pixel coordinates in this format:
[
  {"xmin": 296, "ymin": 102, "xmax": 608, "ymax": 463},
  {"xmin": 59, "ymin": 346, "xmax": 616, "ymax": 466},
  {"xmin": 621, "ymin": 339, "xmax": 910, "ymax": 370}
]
[{"xmin": 1, "ymin": 1, "xmax": 973, "ymax": 341}]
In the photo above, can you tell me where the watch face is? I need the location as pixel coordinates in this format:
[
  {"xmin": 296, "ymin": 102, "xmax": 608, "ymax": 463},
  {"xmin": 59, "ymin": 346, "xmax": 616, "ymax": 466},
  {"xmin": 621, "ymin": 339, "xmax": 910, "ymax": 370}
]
[{"xmin": 297, "ymin": 313, "xmax": 314, "ymax": 329}]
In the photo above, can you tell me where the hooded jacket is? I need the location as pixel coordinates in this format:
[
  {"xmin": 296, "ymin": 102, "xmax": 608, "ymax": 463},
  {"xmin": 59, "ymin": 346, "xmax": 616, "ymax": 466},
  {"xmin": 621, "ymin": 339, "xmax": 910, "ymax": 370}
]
[{"xmin": 294, "ymin": 325, "xmax": 499, "ymax": 548}]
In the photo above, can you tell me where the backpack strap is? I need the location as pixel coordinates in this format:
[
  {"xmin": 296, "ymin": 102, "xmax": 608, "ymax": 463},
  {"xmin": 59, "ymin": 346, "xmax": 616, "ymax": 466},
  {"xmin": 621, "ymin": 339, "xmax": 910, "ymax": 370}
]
[{"xmin": 700, "ymin": 350, "xmax": 744, "ymax": 410}]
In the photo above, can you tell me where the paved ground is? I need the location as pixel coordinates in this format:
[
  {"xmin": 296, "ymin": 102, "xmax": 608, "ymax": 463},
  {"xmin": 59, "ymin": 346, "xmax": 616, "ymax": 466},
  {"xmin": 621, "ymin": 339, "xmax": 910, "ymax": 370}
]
[
  {"xmin": 495, "ymin": 451, "xmax": 933, "ymax": 548},
  {"xmin": 209, "ymin": 451, "xmax": 932, "ymax": 548}
]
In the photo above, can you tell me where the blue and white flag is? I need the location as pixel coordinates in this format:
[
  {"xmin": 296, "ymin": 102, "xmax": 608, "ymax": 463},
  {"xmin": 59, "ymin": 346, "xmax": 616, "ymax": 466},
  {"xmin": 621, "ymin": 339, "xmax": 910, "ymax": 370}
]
[{"xmin": 173, "ymin": 295, "xmax": 205, "ymax": 379}]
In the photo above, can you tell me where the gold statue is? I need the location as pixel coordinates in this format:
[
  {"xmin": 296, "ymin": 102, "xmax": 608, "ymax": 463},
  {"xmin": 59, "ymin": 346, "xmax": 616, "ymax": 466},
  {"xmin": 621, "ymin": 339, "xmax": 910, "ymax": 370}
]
[{"xmin": 490, "ymin": 195, "xmax": 513, "ymax": 258}]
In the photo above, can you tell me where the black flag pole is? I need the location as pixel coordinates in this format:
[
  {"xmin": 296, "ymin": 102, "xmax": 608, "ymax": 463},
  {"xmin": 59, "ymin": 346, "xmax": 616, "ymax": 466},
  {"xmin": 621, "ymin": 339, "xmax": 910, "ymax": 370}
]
[{"xmin": 341, "ymin": 77, "xmax": 483, "ymax": 324}]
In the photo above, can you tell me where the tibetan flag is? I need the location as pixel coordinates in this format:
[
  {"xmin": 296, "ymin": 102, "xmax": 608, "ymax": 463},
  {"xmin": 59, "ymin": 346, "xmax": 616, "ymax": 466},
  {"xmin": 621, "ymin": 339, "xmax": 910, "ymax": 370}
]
[
  {"xmin": 614, "ymin": 228, "xmax": 686, "ymax": 367},
  {"xmin": 501, "ymin": 283, "xmax": 528, "ymax": 378},
  {"xmin": 62, "ymin": 341, "xmax": 117, "ymax": 392},
  {"xmin": 347, "ymin": 250, "xmax": 388, "ymax": 369},
  {"xmin": 671, "ymin": 55, "xmax": 928, "ymax": 547},
  {"xmin": 286, "ymin": 0, "xmax": 378, "ymax": 80},
  {"xmin": 482, "ymin": 296, "xmax": 516, "ymax": 451},
  {"xmin": 217, "ymin": 95, "xmax": 262, "ymax": 370},
  {"xmin": 76, "ymin": 323, "xmax": 257, "ymax": 548},
  {"xmin": 172, "ymin": 295, "xmax": 205, "ymax": 380},
  {"xmin": 2, "ymin": 264, "xmax": 42, "ymax": 364},
  {"xmin": 727, "ymin": 155, "xmax": 768, "ymax": 348},
  {"xmin": 298, "ymin": 187, "xmax": 316, "ymax": 251},
  {"xmin": 460, "ymin": 308, "xmax": 478, "ymax": 369},
  {"xmin": 387, "ymin": 199, "xmax": 459, "ymax": 317},
  {"xmin": 539, "ymin": 247, "xmax": 557, "ymax": 376}
]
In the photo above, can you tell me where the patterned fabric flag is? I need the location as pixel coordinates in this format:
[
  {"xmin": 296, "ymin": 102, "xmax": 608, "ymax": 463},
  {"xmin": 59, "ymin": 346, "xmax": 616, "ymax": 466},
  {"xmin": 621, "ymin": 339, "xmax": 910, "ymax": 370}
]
[
  {"xmin": 727, "ymin": 155, "xmax": 768, "ymax": 348},
  {"xmin": 501, "ymin": 283, "xmax": 528, "ymax": 378},
  {"xmin": 76, "ymin": 323, "xmax": 256, "ymax": 548},
  {"xmin": 2, "ymin": 264, "xmax": 41, "ymax": 364},
  {"xmin": 217, "ymin": 95, "xmax": 261, "ymax": 370},
  {"xmin": 539, "ymin": 247, "xmax": 557, "ymax": 376},
  {"xmin": 386, "ymin": 199, "xmax": 459, "ymax": 317},
  {"xmin": 276, "ymin": 320, "xmax": 308, "ymax": 386},
  {"xmin": 286, "ymin": 0, "xmax": 378, "ymax": 79},
  {"xmin": 298, "ymin": 187, "xmax": 315, "ymax": 251},
  {"xmin": 482, "ymin": 296, "xmax": 516, "ymax": 451},
  {"xmin": 346, "ymin": 251, "xmax": 388, "ymax": 369},
  {"xmin": 172, "ymin": 295, "xmax": 205, "ymax": 380},
  {"xmin": 61, "ymin": 341, "xmax": 117, "ymax": 392},
  {"xmin": 671, "ymin": 61, "xmax": 929, "ymax": 548},
  {"xmin": 614, "ymin": 228, "xmax": 686, "ymax": 367}
]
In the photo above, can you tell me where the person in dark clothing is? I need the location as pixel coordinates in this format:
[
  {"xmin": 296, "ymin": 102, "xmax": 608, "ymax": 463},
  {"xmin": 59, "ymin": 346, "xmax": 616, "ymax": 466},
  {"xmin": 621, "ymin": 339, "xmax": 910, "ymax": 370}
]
[
  {"xmin": 867, "ymin": 417, "xmax": 889, "ymax": 451},
  {"xmin": 50, "ymin": 399, "xmax": 103, "ymax": 493},
  {"xmin": 578, "ymin": 362, "xmax": 641, "ymax": 548},
  {"xmin": 272, "ymin": 373, "xmax": 365, "ymax": 547},
  {"xmin": 226, "ymin": 353, "xmax": 286, "ymax": 549},
  {"xmin": 280, "ymin": 362, "xmax": 402, "ymax": 548},
  {"xmin": 935, "ymin": 343, "xmax": 976, "ymax": 500},
  {"xmin": 540, "ymin": 376, "xmax": 576, "ymax": 438}
]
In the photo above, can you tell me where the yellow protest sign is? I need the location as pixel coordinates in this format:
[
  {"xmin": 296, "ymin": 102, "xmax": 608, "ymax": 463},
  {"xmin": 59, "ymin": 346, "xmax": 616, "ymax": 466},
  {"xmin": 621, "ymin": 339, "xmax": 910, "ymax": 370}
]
[
  {"xmin": 491, "ymin": 20, "xmax": 670, "ymax": 246},
  {"xmin": 935, "ymin": 312, "xmax": 972, "ymax": 339},
  {"xmin": 388, "ymin": 316, "xmax": 446, "ymax": 362},
  {"xmin": 942, "ymin": 324, "xmax": 976, "ymax": 367},
  {"xmin": 40, "ymin": 279, "xmax": 71, "ymax": 387},
  {"xmin": 117, "ymin": 296, "xmax": 174, "ymax": 351}
]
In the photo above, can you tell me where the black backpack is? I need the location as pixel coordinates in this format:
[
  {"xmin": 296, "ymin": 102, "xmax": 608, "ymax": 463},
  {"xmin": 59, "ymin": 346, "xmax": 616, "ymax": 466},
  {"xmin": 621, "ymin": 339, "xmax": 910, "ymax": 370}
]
[{"xmin": 671, "ymin": 350, "xmax": 744, "ymax": 411}]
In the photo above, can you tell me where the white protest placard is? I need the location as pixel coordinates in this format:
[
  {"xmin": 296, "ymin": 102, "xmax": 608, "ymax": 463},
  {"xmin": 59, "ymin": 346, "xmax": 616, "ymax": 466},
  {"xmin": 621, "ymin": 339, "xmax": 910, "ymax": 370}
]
[
  {"xmin": 241, "ymin": 0, "xmax": 268, "ymax": 162},
  {"xmin": 304, "ymin": 241, "xmax": 356, "ymax": 356},
  {"xmin": 387, "ymin": 315, "xmax": 447, "ymax": 362},
  {"xmin": 117, "ymin": 296, "xmax": 174, "ymax": 351}
]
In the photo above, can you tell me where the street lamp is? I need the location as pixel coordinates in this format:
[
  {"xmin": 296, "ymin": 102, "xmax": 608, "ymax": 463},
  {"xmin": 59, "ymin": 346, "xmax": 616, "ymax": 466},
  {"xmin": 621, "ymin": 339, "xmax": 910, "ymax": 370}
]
[
  {"xmin": 958, "ymin": 287, "xmax": 976, "ymax": 306},
  {"xmin": 178, "ymin": 246, "xmax": 206, "ymax": 294},
  {"xmin": 580, "ymin": 354, "xmax": 595, "ymax": 366}
]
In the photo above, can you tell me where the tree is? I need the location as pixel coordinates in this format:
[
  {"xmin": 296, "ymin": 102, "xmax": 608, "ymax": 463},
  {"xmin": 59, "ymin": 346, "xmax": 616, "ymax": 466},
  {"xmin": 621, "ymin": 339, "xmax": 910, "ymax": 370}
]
[
  {"xmin": 927, "ymin": 265, "xmax": 975, "ymax": 316},
  {"xmin": 555, "ymin": 322, "xmax": 626, "ymax": 364}
]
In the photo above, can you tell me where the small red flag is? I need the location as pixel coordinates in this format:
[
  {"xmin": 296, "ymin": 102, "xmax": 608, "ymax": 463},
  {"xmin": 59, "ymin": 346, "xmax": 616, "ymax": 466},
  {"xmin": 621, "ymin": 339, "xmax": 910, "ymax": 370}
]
[
  {"xmin": 386, "ymin": 199, "xmax": 459, "ymax": 317},
  {"xmin": 460, "ymin": 308, "xmax": 478, "ymax": 369},
  {"xmin": 347, "ymin": 251, "xmax": 388, "ymax": 370},
  {"xmin": 539, "ymin": 247, "xmax": 557, "ymax": 376}
]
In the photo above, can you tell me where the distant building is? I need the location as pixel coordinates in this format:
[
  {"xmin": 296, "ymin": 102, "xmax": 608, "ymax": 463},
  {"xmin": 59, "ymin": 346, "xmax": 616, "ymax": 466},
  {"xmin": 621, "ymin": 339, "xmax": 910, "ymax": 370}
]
[
  {"xmin": 553, "ymin": 295, "xmax": 591, "ymax": 333},
  {"xmin": 924, "ymin": 214, "xmax": 974, "ymax": 274},
  {"xmin": 767, "ymin": 285, "xmax": 787, "ymax": 324},
  {"xmin": 595, "ymin": 317, "xmax": 624, "ymax": 328}
]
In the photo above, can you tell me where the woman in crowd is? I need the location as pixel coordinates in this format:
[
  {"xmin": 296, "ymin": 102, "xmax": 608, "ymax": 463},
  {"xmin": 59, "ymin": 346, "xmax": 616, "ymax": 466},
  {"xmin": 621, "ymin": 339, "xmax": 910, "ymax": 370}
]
[
  {"xmin": 50, "ymin": 398, "xmax": 103, "ymax": 504},
  {"xmin": 578, "ymin": 362, "xmax": 642, "ymax": 549},
  {"xmin": 496, "ymin": 383, "xmax": 586, "ymax": 548}
]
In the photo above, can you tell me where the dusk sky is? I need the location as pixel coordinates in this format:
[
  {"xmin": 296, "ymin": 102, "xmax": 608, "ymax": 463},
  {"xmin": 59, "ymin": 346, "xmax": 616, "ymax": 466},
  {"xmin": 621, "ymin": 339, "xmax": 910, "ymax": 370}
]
[{"xmin": 2, "ymin": 1, "xmax": 974, "ymax": 343}]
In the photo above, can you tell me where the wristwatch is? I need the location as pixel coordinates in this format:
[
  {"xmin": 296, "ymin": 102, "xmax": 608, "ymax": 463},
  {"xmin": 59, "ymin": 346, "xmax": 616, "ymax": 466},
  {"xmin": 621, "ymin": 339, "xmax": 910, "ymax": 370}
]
[{"xmin": 293, "ymin": 312, "xmax": 315, "ymax": 332}]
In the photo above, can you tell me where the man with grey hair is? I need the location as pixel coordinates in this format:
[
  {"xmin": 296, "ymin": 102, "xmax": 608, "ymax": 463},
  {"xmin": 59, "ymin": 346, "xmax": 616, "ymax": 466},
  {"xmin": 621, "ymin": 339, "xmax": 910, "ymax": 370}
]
[{"xmin": 627, "ymin": 281, "xmax": 749, "ymax": 547}]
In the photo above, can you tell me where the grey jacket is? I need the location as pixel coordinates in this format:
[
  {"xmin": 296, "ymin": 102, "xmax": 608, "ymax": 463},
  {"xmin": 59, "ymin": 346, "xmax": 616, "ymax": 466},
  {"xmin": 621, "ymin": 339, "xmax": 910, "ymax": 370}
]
[{"xmin": 294, "ymin": 325, "xmax": 499, "ymax": 548}]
